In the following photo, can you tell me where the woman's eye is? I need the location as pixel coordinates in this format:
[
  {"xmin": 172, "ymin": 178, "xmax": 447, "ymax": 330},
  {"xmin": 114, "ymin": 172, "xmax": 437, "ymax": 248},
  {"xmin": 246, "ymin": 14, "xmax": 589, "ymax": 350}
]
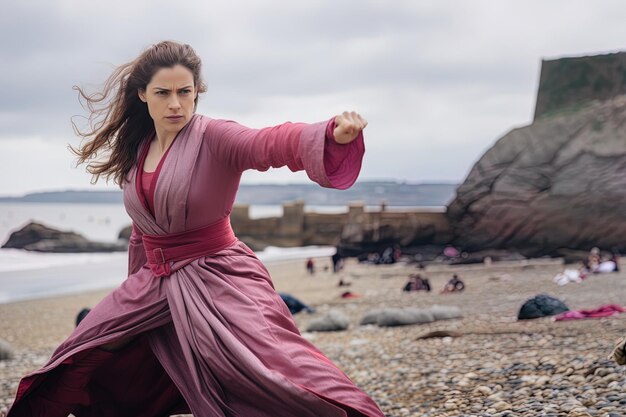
[
  {"xmin": 156, "ymin": 91, "xmax": 167, "ymax": 96},
  {"xmin": 180, "ymin": 89, "xmax": 191, "ymax": 94}
]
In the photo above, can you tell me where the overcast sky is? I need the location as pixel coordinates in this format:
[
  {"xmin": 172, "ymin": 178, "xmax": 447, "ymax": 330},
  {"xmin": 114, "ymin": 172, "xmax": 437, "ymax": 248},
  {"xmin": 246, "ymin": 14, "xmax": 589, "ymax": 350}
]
[{"xmin": 1, "ymin": 0, "xmax": 625, "ymax": 197}]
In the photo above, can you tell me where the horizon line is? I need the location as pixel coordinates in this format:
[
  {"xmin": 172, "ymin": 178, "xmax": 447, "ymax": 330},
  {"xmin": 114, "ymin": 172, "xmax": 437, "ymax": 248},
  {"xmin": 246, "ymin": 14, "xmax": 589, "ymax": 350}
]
[{"xmin": 0, "ymin": 180, "xmax": 460, "ymax": 199}]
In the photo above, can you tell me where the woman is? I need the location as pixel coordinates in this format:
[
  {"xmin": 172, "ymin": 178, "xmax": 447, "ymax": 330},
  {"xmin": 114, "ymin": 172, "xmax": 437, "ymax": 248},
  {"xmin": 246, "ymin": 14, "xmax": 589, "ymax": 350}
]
[{"xmin": 5, "ymin": 41, "xmax": 385, "ymax": 417}]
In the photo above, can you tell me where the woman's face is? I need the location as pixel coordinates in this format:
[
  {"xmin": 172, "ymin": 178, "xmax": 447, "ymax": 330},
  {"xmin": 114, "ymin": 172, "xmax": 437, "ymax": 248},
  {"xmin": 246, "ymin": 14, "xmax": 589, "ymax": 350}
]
[{"xmin": 138, "ymin": 64, "xmax": 198, "ymax": 139}]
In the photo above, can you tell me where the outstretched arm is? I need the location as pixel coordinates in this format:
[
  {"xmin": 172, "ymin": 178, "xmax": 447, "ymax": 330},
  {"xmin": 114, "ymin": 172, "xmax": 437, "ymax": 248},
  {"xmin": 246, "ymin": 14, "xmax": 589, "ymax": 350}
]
[{"xmin": 204, "ymin": 111, "xmax": 367, "ymax": 189}]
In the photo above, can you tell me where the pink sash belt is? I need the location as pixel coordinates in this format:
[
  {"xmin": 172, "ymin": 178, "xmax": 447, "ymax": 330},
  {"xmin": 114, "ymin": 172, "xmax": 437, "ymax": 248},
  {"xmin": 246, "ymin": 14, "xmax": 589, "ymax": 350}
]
[{"xmin": 142, "ymin": 216, "xmax": 237, "ymax": 277}]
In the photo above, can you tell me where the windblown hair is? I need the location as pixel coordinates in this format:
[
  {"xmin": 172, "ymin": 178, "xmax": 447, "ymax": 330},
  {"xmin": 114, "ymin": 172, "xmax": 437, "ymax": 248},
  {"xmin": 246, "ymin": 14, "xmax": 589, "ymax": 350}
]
[{"xmin": 69, "ymin": 41, "xmax": 207, "ymax": 187}]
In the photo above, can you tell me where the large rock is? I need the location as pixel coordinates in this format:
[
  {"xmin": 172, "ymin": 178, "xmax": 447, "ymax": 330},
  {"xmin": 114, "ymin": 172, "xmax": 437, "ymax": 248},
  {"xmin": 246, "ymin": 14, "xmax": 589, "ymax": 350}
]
[
  {"xmin": 2, "ymin": 222, "xmax": 127, "ymax": 252},
  {"xmin": 448, "ymin": 95, "xmax": 626, "ymax": 256}
]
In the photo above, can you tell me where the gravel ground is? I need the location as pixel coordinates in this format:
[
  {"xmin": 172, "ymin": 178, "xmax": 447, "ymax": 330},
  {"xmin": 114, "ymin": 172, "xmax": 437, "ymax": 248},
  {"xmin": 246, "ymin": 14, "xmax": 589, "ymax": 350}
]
[{"xmin": 1, "ymin": 257, "xmax": 625, "ymax": 416}]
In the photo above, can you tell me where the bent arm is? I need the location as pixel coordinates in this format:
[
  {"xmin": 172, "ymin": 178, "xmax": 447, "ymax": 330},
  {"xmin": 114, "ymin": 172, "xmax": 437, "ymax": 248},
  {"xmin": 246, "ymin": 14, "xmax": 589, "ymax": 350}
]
[{"xmin": 204, "ymin": 118, "xmax": 365, "ymax": 189}]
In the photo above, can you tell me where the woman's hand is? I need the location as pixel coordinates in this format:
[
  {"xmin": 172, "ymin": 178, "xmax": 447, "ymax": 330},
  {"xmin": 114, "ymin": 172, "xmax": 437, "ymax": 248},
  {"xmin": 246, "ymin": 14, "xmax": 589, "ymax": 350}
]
[{"xmin": 333, "ymin": 111, "xmax": 368, "ymax": 144}]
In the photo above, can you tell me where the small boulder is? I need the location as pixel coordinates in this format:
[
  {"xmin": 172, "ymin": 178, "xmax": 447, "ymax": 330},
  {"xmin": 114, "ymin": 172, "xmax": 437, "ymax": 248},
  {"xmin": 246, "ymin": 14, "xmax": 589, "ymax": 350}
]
[
  {"xmin": 0, "ymin": 338, "xmax": 14, "ymax": 360},
  {"xmin": 306, "ymin": 310, "xmax": 349, "ymax": 332},
  {"xmin": 430, "ymin": 305, "xmax": 463, "ymax": 320},
  {"xmin": 416, "ymin": 330, "xmax": 463, "ymax": 340},
  {"xmin": 518, "ymin": 294, "xmax": 569, "ymax": 320},
  {"xmin": 377, "ymin": 308, "xmax": 435, "ymax": 327},
  {"xmin": 359, "ymin": 309, "xmax": 384, "ymax": 325},
  {"xmin": 278, "ymin": 293, "xmax": 315, "ymax": 315},
  {"xmin": 360, "ymin": 305, "xmax": 463, "ymax": 327},
  {"xmin": 76, "ymin": 308, "xmax": 91, "ymax": 327}
]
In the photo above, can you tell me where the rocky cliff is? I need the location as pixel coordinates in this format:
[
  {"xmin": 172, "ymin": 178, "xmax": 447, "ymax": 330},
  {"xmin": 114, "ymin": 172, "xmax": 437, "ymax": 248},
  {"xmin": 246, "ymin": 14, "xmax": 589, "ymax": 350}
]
[
  {"xmin": 448, "ymin": 94, "xmax": 626, "ymax": 256},
  {"xmin": 534, "ymin": 52, "xmax": 626, "ymax": 119}
]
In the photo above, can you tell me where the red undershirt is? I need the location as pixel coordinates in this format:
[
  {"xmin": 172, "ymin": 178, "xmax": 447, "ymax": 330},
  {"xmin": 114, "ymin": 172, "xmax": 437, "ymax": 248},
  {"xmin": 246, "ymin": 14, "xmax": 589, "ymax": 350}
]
[{"xmin": 139, "ymin": 134, "xmax": 175, "ymax": 218}]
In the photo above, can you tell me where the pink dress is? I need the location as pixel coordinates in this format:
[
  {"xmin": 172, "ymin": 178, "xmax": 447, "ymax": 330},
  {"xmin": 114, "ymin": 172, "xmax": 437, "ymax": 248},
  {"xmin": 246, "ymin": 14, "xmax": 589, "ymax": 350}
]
[{"xmin": 6, "ymin": 114, "xmax": 384, "ymax": 417}]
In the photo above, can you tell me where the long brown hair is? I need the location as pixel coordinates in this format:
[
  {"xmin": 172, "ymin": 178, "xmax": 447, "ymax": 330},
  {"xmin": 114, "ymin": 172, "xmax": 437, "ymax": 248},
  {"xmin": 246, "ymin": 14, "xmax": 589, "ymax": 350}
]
[{"xmin": 69, "ymin": 41, "xmax": 207, "ymax": 188}]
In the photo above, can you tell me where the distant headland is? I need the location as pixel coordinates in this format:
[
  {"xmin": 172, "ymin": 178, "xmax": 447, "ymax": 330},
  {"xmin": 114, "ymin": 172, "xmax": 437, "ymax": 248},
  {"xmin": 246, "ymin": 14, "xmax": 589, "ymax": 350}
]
[{"xmin": 0, "ymin": 181, "xmax": 458, "ymax": 207}]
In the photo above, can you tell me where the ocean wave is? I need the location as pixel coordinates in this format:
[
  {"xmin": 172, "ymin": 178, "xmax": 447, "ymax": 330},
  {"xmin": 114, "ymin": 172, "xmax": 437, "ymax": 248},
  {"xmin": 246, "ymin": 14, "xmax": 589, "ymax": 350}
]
[{"xmin": 0, "ymin": 249, "xmax": 128, "ymax": 272}]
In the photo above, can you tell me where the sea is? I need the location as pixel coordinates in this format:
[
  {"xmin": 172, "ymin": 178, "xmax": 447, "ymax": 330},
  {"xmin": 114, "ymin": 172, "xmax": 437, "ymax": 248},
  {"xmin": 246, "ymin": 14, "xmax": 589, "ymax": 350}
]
[{"xmin": 0, "ymin": 202, "xmax": 425, "ymax": 304}]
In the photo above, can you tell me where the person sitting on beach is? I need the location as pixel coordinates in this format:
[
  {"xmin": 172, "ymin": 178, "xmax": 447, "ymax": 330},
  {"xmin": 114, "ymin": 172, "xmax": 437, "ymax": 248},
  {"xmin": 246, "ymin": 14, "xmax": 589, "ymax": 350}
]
[
  {"xmin": 380, "ymin": 246, "xmax": 395, "ymax": 264},
  {"xmin": 595, "ymin": 252, "xmax": 619, "ymax": 274},
  {"xmin": 363, "ymin": 252, "xmax": 380, "ymax": 264},
  {"xmin": 582, "ymin": 248, "xmax": 620, "ymax": 274},
  {"xmin": 402, "ymin": 274, "xmax": 431, "ymax": 292},
  {"xmin": 441, "ymin": 274, "xmax": 465, "ymax": 293},
  {"xmin": 392, "ymin": 244, "xmax": 402, "ymax": 263},
  {"xmin": 612, "ymin": 252, "xmax": 620, "ymax": 272},
  {"xmin": 587, "ymin": 247, "xmax": 601, "ymax": 272}
]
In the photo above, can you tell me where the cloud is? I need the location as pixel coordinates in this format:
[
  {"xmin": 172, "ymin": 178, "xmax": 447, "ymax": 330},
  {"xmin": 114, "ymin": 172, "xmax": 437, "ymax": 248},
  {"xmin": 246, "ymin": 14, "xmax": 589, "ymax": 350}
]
[{"xmin": 1, "ymin": 0, "xmax": 626, "ymax": 195}]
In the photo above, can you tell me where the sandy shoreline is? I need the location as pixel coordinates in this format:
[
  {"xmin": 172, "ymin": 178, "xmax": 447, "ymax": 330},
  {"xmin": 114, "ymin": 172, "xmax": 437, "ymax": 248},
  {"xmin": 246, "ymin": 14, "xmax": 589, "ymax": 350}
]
[{"xmin": 2, "ymin": 257, "xmax": 626, "ymax": 416}]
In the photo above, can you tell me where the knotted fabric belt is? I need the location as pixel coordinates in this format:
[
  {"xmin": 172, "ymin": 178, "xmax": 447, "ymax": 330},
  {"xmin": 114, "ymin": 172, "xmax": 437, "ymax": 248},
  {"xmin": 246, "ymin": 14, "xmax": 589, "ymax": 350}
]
[{"xmin": 142, "ymin": 216, "xmax": 237, "ymax": 277}]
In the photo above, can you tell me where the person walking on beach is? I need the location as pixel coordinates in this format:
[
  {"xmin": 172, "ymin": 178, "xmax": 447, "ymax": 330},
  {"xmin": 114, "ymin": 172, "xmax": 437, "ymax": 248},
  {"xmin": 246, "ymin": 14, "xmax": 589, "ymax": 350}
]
[
  {"xmin": 5, "ymin": 41, "xmax": 384, "ymax": 417},
  {"xmin": 332, "ymin": 248, "xmax": 343, "ymax": 273},
  {"xmin": 306, "ymin": 258, "xmax": 315, "ymax": 275}
]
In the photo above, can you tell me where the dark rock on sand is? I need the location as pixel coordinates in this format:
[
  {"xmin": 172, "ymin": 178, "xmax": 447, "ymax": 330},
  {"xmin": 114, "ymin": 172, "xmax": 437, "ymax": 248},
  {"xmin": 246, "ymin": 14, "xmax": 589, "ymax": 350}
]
[
  {"xmin": 76, "ymin": 308, "xmax": 91, "ymax": 327},
  {"xmin": 278, "ymin": 293, "xmax": 315, "ymax": 315},
  {"xmin": 518, "ymin": 294, "xmax": 569, "ymax": 320},
  {"xmin": 416, "ymin": 330, "xmax": 463, "ymax": 339},
  {"xmin": 3, "ymin": 222, "xmax": 127, "ymax": 253}
]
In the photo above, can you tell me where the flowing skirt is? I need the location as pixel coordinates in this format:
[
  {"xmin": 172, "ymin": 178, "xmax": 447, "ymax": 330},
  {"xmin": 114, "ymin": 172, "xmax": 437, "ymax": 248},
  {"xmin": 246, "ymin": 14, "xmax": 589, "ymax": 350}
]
[{"xmin": 6, "ymin": 241, "xmax": 385, "ymax": 417}]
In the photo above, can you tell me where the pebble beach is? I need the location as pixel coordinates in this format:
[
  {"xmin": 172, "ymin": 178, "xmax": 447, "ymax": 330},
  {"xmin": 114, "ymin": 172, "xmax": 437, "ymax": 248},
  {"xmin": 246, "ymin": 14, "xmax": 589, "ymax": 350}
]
[{"xmin": 1, "ymin": 257, "xmax": 626, "ymax": 417}]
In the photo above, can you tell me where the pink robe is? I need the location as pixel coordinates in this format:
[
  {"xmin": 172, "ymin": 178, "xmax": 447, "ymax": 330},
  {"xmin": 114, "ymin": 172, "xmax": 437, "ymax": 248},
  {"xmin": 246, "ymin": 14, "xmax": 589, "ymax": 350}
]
[{"xmin": 6, "ymin": 114, "xmax": 384, "ymax": 417}]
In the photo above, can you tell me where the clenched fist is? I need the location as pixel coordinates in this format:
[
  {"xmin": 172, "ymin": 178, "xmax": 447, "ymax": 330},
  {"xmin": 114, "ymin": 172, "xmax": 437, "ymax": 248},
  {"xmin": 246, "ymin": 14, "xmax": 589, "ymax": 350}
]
[{"xmin": 333, "ymin": 111, "xmax": 368, "ymax": 144}]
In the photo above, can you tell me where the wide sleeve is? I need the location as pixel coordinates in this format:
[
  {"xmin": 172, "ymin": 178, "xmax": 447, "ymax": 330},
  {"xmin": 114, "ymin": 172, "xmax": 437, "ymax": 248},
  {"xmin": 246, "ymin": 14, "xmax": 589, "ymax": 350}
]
[
  {"xmin": 204, "ymin": 118, "xmax": 365, "ymax": 189},
  {"xmin": 127, "ymin": 222, "xmax": 147, "ymax": 276}
]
